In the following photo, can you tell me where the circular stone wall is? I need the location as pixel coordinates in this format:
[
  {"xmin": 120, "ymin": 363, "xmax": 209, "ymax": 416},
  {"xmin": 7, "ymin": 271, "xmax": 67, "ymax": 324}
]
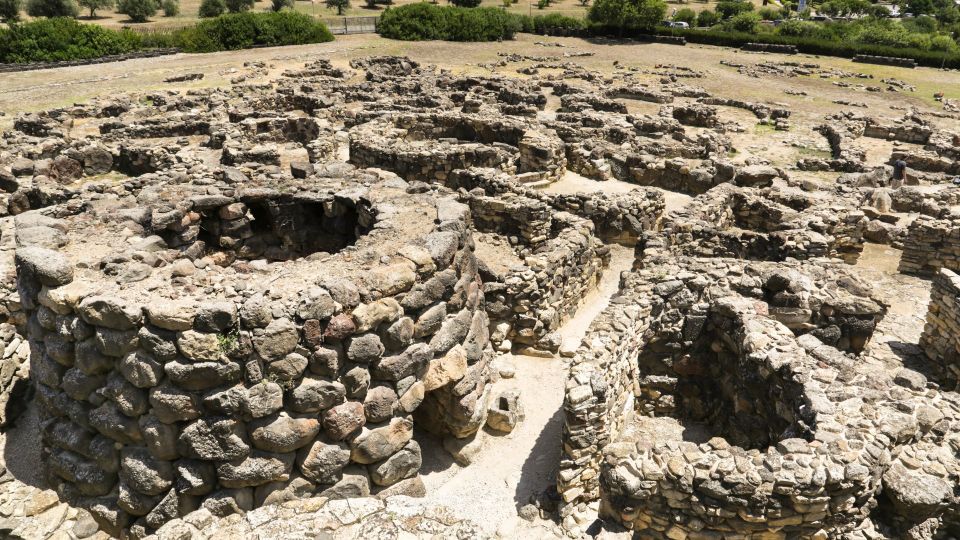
[{"xmin": 17, "ymin": 168, "xmax": 493, "ymax": 535}]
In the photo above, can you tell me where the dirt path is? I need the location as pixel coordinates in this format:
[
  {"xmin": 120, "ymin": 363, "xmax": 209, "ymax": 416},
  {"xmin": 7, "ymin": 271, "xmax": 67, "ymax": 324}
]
[
  {"xmin": 416, "ymin": 245, "xmax": 635, "ymax": 537},
  {"xmin": 853, "ymin": 243, "xmax": 932, "ymax": 377}
]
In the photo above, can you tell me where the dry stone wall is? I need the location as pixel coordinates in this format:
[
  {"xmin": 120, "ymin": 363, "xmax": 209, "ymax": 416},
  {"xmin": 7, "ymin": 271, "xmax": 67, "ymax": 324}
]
[
  {"xmin": 919, "ymin": 268, "xmax": 960, "ymax": 387},
  {"xmin": 15, "ymin": 171, "xmax": 493, "ymax": 536},
  {"xmin": 898, "ymin": 215, "xmax": 960, "ymax": 277},
  {"xmin": 663, "ymin": 184, "xmax": 867, "ymax": 263},
  {"xmin": 560, "ymin": 254, "xmax": 959, "ymax": 538}
]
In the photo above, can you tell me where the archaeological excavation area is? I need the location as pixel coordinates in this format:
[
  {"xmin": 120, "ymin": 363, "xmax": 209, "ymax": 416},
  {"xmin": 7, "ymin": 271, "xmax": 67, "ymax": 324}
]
[{"xmin": 0, "ymin": 39, "xmax": 958, "ymax": 540}]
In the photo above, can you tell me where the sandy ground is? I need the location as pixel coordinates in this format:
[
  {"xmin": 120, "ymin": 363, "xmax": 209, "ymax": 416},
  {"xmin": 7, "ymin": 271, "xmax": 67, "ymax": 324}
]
[
  {"xmin": 853, "ymin": 243, "xmax": 932, "ymax": 377},
  {"xmin": 543, "ymin": 170, "xmax": 638, "ymax": 196}
]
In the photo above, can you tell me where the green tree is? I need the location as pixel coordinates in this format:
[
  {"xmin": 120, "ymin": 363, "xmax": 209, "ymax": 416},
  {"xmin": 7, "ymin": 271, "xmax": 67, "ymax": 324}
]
[
  {"xmin": 117, "ymin": 0, "xmax": 157, "ymax": 21},
  {"xmin": 270, "ymin": 0, "xmax": 291, "ymax": 10},
  {"xmin": 198, "ymin": 0, "xmax": 225, "ymax": 15},
  {"xmin": 224, "ymin": 0, "xmax": 252, "ymax": 11},
  {"xmin": 78, "ymin": 0, "xmax": 113, "ymax": 17},
  {"xmin": 325, "ymin": 0, "xmax": 347, "ymax": 14},
  {"xmin": 26, "ymin": 0, "xmax": 78, "ymax": 17},
  {"xmin": 696, "ymin": 8, "xmax": 718, "ymax": 25},
  {"xmin": 865, "ymin": 3, "xmax": 890, "ymax": 17},
  {"xmin": 587, "ymin": 0, "xmax": 667, "ymax": 31},
  {"xmin": 715, "ymin": 0, "xmax": 752, "ymax": 18},
  {"xmin": 722, "ymin": 10, "xmax": 759, "ymax": 30},
  {"xmin": 0, "ymin": 0, "xmax": 21, "ymax": 20},
  {"xmin": 673, "ymin": 6, "xmax": 695, "ymax": 23},
  {"xmin": 161, "ymin": 0, "xmax": 178, "ymax": 14}
]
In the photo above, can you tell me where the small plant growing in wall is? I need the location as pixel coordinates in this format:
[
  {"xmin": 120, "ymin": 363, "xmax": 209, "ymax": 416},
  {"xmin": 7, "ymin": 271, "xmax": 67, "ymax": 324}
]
[{"xmin": 217, "ymin": 330, "xmax": 239, "ymax": 356}]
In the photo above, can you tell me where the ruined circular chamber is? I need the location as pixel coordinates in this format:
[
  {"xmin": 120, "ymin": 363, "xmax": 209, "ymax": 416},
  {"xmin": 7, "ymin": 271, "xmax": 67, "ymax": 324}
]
[
  {"xmin": 559, "ymin": 255, "xmax": 960, "ymax": 538},
  {"xmin": 348, "ymin": 112, "xmax": 567, "ymax": 186},
  {"xmin": 15, "ymin": 166, "xmax": 495, "ymax": 535}
]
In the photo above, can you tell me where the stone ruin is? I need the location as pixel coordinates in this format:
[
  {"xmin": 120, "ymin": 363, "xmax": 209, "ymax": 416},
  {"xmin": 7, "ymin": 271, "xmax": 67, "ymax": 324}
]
[{"xmin": 0, "ymin": 53, "xmax": 958, "ymax": 540}]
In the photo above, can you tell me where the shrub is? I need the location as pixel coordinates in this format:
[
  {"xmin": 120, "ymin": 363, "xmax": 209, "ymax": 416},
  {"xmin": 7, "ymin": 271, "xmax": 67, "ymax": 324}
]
[
  {"xmin": 777, "ymin": 18, "xmax": 820, "ymax": 36},
  {"xmin": 378, "ymin": 3, "xmax": 524, "ymax": 40},
  {"xmin": 930, "ymin": 33, "xmax": 957, "ymax": 50},
  {"xmin": 26, "ymin": 0, "xmax": 78, "ymax": 17},
  {"xmin": 224, "ymin": 0, "xmax": 253, "ymax": 12},
  {"xmin": 161, "ymin": 0, "xmax": 177, "ymax": 14},
  {"xmin": 326, "ymin": 0, "xmax": 348, "ymax": 14},
  {"xmin": 198, "ymin": 0, "xmax": 224, "ymax": 16},
  {"xmin": 117, "ymin": 0, "xmax": 157, "ymax": 21},
  {"xmin": 696, "ymin": 8, "xmax": 718, "ymax": 26},
  {"xmin": 173, "ymin": 11, "xmax": 333, "ymax": 52},
  {"xmin": 715, "ymin": 0, "xmax": 751, "ymax": 18},
  {"xmin": 673, "ymin": 7, "xmax": 695, "ymax": 24},
  {"xmin": 0, "ymin": 17, "xmax": 141, "ymax": 62},
  {"xmin": 450, "ymin": 0, "xmax": 480, "ymax": 7},
  {"xmin": 531, "ymin": 12, "xmax": 585, "ymax": 33},
  {"xmin": 0, "ymin": 0, "xmax": 22, "ymax": 21},
  {"xmin": 757, "ymin": 6, "xmax": 779, "ymax": 20},
  {"xmin": 537, "ymin": 0, "xmax": 548, "ymax": 9},
  {"xmin": 587, "ymin": 0, "xmax": 667, "ymax": 31},
  {"xmin": 446, "ymin": 6, "xmax": 522, "ymax": 39},
  {"xmin": 270, "ymin": 0, "xmax": 291, "ymax": 10},
  {"xmin": 722, "ymin": 10, "xmax": 759, "ymax": 32},
  {"xmin": 903, "ymin": 14, "xmax": 938, "ymax": 33}
]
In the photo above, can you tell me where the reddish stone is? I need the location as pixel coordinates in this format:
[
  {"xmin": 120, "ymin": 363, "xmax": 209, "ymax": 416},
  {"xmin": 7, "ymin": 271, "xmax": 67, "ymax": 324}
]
[{"xmin": 324, "ymin": 313, "xmax": 356, "ymax": 341}]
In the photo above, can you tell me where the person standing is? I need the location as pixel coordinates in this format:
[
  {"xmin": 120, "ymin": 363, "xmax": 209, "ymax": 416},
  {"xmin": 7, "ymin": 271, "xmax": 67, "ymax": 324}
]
[{"xmin": 892, "ymin": 158, "xmax": 907, "ymax": 189}]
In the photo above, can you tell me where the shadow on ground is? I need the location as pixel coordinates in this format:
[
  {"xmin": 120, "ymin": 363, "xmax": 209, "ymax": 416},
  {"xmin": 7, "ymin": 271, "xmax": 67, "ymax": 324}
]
[
  {"xmin": 2, "ymin": 396, "xmax": 47, "ymax": 490},
  {"xmin": 512, "ymin": 406, "xmax": 563, "ymax": 513}
]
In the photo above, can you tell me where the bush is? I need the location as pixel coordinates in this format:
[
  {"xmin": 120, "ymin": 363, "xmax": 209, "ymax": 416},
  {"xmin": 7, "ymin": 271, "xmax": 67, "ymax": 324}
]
[
  {"xmin": 26, "ymin": 0, "xmax": 78, "ymax": 17},
  {"xmin": 696, "ymin": 8, "xmax": 718, "ymax": 26},
  {"xmin": 531, "ymin": 12, "xmax": 585, "ymax": 33},
  {"xmin": 777, "ymin": 18, "xmax": 820, "ymax": 36},
  {"xmin": 224, "ymin": 0, "xmax": 252, "ymax": 12},
  {"xmin": 715, "ymin": 0, "xmax": 751, "ymax": 19},
  {"xmin": 757, "ymin": 6, "xmax": 779, "ymax": 20},
  {"xmin": 537, "ymin": 0, "xmax": 548, "ymax": 9},
  {"xmin": 161, "ymin": 0, "xmax": 177, "ymax": 14},
  {"xmin": 0, "ymin": 17, "xmax": 141, "ymax": 62},
  {"xmin": 0, "ymin": 0, "xmax": 22, "ymax": 21},
  {"xmin": 172, "ymin": 11, "xmax": 334, "ymax": 52},
  {"xmin": 117, "ymin": 0, "xmax": 157, "ymax": 21},
  {"xmin": 450, "ymin": 0, "xmax": 480, "ymax": 7},
  {"xmin": 587, "ymin": 0, "xmax": 667, "ymax": 31},
  {"xmin": 673, "ymin": 7, "xmax": 695, "ymax": 24},
  {"xmin": 325, "ymin": 0, "xmax": 348, "ymax": 14},
  {"xmin": 378, "ymin": 3, "xmax": 523, "ymax": 40},
  {"xmin": 722, "ymin": 10, "xmax": 759, "ymax": 31},
  {"xmin": 198, "ymin": 0, "xmax": 224, "ymax": 16},
  {"xmin": 270, "ymin": 0, "xmax": 291, "ymax": 10}
]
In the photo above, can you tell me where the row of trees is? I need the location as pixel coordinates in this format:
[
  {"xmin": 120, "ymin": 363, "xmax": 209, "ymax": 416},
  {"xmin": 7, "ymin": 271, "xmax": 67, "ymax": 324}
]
[
  {"xmin": 0, "ymin": 0, "xmax": 298, "ymax": 23},
  {"xmin": 0, "ymin": 0, "xmax": 178, "ymax": 21}
]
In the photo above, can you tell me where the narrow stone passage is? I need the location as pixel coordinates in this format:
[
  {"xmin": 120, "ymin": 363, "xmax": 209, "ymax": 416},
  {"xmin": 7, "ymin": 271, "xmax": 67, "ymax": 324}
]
[{"xmin": 416, "ymin": 244, "xmax": 636, "ymax": 536}]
